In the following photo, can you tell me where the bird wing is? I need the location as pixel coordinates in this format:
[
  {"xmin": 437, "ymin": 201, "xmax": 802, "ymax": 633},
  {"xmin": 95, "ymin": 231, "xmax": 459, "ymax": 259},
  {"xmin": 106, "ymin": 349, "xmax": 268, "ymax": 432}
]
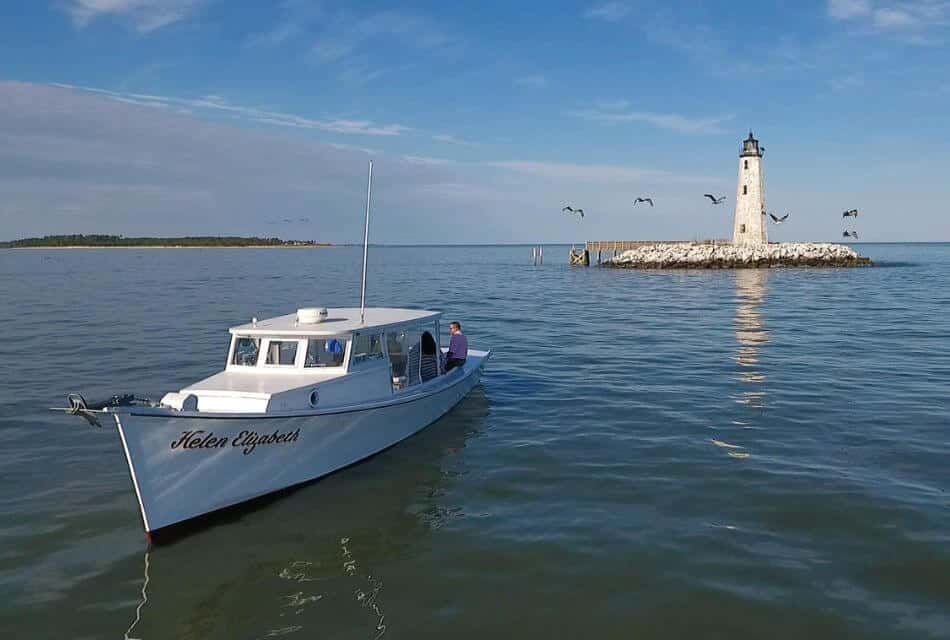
[
  {"xmin": 779, "ymin": 214, "xmax": 789, "ymax": 221},
  {"xmin": 562, "ymin": 206, "xmax": 573, "ymax": 212},
  {"xmin": 769, "ymin": 213, "xmax": 778, "ymax": 222},
  {"xmin": 647, "ymin": 198, "xmax": 654, "ymax": 206},
  {"xmin": 577, "ymin": 209, "xmax": 584, "ymax": 217},
  {"xmin": 704, "ymin": 194, "xmax": 715, "ymax": 202}
]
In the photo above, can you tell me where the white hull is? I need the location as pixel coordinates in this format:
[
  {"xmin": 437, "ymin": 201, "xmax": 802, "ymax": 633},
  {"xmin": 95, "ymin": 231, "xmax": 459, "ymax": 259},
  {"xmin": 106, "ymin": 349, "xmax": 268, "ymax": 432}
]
[{"xmin": 114, "ymin": 353, "xmax": 487, "ymax": 533}]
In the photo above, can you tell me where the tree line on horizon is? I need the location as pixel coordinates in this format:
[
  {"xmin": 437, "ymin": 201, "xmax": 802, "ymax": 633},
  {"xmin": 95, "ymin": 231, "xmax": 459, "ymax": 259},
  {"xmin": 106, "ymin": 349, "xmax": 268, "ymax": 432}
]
[{"xmin": 0, "ymin": 234, "xmax": 332, "ymax": 248}]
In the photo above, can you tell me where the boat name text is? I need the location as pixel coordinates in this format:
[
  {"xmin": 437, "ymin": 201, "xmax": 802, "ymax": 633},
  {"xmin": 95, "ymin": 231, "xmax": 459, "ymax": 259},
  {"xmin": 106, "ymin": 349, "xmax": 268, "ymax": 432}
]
[{"xmin": 170, "ymin": 429, "xmax": 300, "ymax": 455}]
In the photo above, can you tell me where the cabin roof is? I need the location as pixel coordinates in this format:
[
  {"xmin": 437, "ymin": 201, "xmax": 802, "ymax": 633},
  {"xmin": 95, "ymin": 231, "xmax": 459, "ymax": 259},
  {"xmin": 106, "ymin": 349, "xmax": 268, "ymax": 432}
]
[{"xmin": 229, "ymin": 307, "xmax": 441, "ymax": 337}]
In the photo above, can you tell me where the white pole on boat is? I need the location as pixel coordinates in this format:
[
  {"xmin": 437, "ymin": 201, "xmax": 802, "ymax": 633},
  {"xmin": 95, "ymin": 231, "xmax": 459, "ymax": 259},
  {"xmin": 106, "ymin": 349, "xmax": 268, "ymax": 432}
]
[{"xmin": 360, "ymin": 160, "xmax": 373, "ymax": 324}]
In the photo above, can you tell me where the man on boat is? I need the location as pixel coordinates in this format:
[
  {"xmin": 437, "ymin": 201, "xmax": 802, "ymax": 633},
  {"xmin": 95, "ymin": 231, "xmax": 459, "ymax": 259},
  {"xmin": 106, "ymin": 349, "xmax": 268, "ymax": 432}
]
[{"xmin": 444, "ymin": 322, "xmax": 468, "ymax": 372}]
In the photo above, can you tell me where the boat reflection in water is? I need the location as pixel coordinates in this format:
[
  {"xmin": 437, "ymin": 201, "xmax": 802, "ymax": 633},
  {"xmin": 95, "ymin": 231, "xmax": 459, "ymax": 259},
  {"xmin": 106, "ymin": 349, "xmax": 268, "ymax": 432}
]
[
  {"xmin": 732, "ymin": 269, "xmax": 769, "ymax": 409},
  {"xmin": 116, "ymin": 388, "xmax": 490, "ymax": 640}
]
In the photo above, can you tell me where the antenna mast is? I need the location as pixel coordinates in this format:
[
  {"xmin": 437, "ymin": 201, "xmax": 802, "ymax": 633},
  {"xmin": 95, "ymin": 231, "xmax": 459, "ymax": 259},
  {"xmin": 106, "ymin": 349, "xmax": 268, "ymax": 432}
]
[{"xmin": 359, "ymin": 160, "xmax": 373, "ymax": 323}]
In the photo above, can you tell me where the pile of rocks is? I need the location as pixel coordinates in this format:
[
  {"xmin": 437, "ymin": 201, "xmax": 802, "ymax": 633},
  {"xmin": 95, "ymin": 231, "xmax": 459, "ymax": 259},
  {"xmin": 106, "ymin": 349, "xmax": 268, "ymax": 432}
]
[{"xmin": 604, "ymin": 242, "xmax": 871, "ymax": 269}]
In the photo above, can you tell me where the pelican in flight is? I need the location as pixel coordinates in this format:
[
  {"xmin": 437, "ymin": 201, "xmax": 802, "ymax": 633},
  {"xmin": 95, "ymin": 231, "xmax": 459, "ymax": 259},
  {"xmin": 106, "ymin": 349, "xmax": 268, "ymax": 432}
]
[
  {"xmin": 843, "ymin": 230, "xmax": 859, "ymax": 239},
  {"xmin": 562, "ymin": 206, "xmax": 584, "ymax": 218},
  {"xmin": 769, "ymin": 213, "xmax": 789, "ymax": 224},
  {"xmin": 634, "ymin": 197, "xmax": 654, "ymax": 207},
  {"xmin": 842, "ymin": 209, "xmax": 859, "ymax": 218},
  {"xmin": 704, "ymin": 194, "xmax": 726, "ymax": 204}
]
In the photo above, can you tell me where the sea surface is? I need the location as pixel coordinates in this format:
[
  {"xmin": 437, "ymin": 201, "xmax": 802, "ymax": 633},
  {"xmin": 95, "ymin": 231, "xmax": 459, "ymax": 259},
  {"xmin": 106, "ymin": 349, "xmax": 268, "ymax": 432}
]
[{"xmin": 0, "ymin": 244, "xmax": 948, "ymax": 639}]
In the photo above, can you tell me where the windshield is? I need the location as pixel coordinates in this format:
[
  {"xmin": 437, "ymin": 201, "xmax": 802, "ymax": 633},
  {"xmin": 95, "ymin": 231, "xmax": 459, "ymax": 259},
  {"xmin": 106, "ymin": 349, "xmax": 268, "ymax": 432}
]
[{"xmin": 231, "ymin": 337, "xmax": 260, "ymax": 366}]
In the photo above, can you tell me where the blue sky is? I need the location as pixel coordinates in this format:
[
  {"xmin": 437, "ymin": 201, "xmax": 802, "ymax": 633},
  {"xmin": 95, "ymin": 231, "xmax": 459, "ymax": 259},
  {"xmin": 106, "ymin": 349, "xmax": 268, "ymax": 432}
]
[{"xmin": 1, "ymin": 0, "xmax": 949, "ymax": 242}]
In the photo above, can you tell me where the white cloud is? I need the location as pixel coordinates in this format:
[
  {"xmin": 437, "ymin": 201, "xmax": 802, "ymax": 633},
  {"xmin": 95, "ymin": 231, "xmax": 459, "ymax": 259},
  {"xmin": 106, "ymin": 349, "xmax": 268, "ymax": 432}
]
[
  {"xmin": 584, "ymin": 2, "xmax": 632, "ymax": 22},
  {"xmin": 828, "ymin": 0, "xmax": 872, "ymax": 19},
  {"xmin": 514, "ymin": 74, "xmax": 547, "ymax": 88},
  {"xmin": 65, "ymin": 0, "xmax": 211, "ymax": 32},
  {"xmin": 873, "ymin": 7, "xmax": 918, "ymax": 28},
  {"xmin": 828, "ymin": 0, "xmax": 950, "ymax": 43},
  {"xmin": 568, "ymin": 107, "xmax": 733, "ymax": 134}
]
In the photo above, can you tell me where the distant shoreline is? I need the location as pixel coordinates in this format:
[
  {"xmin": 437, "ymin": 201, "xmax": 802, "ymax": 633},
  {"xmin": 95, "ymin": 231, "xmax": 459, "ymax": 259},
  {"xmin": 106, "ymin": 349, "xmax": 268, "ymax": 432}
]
[
  {"xmin": 2, "ymin": 245, "xmax": 336, "ymax": 249},
  {"xmin": 0, "ymin": 234, "xmax": 333, "ymax": 249}
]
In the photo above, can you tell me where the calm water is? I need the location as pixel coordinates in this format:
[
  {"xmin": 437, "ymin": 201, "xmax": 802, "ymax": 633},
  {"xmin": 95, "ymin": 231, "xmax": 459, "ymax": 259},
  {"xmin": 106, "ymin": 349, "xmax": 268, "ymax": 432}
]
[{"xmin": 1, "ymin": 244, "xmax": 948, "ymax": 639}]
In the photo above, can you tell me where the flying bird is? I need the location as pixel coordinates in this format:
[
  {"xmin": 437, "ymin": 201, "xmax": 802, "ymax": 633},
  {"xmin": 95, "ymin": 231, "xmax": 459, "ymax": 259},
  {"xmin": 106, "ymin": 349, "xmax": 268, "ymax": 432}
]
[
  {"xmin": 634, "ymin": 197, "xmax": 654, "ymax": 207},
  {"xmin": 842, "ymin": 209, "xmax": 859, "ymax": 218},
  {"xmin": 562, "ymin": 206, "xmax": 584, "ymax": 218},
  {"xmin": 843, "ymin": 230, "xmax": 859, "ymax": 239},
  {"xmin": 769, "ymin": 213, "xmax": 789, "ymax": 224},
  {"xmin": 704, "ymin": 194, "xmax": 726, "ymax": 204}
]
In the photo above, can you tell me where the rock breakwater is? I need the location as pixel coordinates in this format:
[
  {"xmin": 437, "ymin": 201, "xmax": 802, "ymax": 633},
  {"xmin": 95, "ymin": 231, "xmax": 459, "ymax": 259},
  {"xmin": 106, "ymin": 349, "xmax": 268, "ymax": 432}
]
[{"xmin": 604, "ymin": 242, "xmax": 871, "ymax": 269}]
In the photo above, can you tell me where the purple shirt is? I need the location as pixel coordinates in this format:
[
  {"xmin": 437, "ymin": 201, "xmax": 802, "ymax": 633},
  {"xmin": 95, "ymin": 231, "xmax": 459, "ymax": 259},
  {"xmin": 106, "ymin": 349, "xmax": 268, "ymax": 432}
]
[{"xmin": 447, "ymin": 333, "xmax": 468, "ymax": 360}]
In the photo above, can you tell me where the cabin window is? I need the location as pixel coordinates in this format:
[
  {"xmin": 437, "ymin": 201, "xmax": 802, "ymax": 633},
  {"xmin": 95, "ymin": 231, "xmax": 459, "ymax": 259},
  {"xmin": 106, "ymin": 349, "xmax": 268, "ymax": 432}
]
[
  {"xmin": 351, "ymin": 333, "xmax": 384, "ymax": 365},
  {"xmin": 744, "ymin": 160, "xmax": 748, "ymax": 170},
  {"xmin": 265, "ymin": 340, "xmax": 298, "ymax": 366},
  {"xmin": 421, "ymin": 331, "xmax": 439, "ymax": 382},
  {"xmin": 743, "ymin": 185, "xmax": 748, "ymax": 195},
  {"xmin": 231, "ymin": 337, "xmax": 260, "ymax": 366},
  {"xmin": 305, "ymin": 338, "xmax": 346, "ymax": 367},
  {"xmin": 387, "ymin": 332, "xmax": 407, "ymax": 379},
  {"xmin": 387, "ymin": 329, "xmax": 423, "ymax": 389}
]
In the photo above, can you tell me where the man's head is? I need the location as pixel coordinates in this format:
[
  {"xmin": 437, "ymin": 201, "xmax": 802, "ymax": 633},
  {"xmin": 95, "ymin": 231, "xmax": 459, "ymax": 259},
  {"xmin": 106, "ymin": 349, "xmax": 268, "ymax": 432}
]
[{"xmin": 449, "ymin": 321, "xmax": 462, "ymax": 334}]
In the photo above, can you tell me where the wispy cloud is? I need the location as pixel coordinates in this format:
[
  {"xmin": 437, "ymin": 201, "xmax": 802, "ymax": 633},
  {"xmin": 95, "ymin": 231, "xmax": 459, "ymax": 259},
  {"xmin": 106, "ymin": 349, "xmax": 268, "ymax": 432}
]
[
  {"xmin": 514, "ymin": 74, "xmax": 547, "ymax": 88},
  {"xmin": 568, "ymin": 104, "xmax": 733, "ymax": 134},
  {"xmin": 828, "ymin": 0, "xmax": 950, "ymax": 43},
  {"xmin": 402, "ymin": 155, "xmax": 453, "ymax": 166},
  {"xmin": 583, "ymin": 2, "xmax": 633, "ymax": 22},
  {"xmin": 487, "ymin": 160, "xmax": 711, "ymax": 185},
  {"xmin": 65, "ymin": 0, "xmax": 211, "ymax": 32},
  {"xmin": 831, "ymin": 71, "xmax": 866, "ymax": 90},
  {"xmin": 247, "ymin": 0, "xmax": 322, "ymax": 47},
  {"xmin": 432, "ymin": 133, "xmax": 477, "ymax": 146},
  {"xmin": 311, "ymin": 10, "xmax": 453, "ymax": 63},
  {"xmin": 52, "ymin": 84, "xmax": 410, "ymax": 136},
  {"xmin": 829, "ymin": 0, "xmax": 873, "ymax": 19}
]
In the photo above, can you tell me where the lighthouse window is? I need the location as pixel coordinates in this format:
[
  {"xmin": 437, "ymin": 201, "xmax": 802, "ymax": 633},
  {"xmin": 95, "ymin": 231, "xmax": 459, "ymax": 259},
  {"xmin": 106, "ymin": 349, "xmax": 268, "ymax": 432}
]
[
  {"xmin": 744, "ymin": 160, "xmax": 748, "ymax": 170},
  {"xmin": 743, "ymin": 185, "xmax": 748, "ymax": 195}
]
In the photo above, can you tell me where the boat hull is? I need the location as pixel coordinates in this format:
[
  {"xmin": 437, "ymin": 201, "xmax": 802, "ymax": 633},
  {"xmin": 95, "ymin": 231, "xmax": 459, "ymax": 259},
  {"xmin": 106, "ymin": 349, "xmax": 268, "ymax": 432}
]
[{"xmin": 114, "ymin": 354, "xmax": 487, "ymax": 534}]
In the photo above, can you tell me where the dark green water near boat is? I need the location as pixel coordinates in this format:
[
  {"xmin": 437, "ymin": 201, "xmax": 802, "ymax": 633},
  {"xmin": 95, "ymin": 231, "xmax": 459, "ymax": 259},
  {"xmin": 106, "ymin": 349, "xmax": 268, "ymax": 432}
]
[{"xmin": 0, "ymin": 244, "xmax": 948, "ymax": 639}]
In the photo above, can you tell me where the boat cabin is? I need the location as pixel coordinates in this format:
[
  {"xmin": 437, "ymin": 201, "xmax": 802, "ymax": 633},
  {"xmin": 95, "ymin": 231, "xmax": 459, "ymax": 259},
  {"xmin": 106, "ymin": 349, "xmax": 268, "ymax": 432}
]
[{"xmin": 160, "ymin": 307, "xmax": 453, "ymax": 414}]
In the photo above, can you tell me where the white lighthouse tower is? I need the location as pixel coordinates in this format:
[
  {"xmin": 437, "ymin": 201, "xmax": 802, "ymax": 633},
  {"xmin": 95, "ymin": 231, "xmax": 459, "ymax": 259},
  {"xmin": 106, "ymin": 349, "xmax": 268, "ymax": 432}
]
[{"xmin": 732, "ymin": 131, "xmax": 768, "ymax": 246}]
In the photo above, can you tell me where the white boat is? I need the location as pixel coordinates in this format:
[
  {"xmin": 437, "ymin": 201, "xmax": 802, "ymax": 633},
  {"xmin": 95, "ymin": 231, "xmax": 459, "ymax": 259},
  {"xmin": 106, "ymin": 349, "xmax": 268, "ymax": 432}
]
[
  {"xmin": 55, "ymin": 161, "xmax": 490, "ymax": 538},
  {"xmin": 59, "ymin": 307, "xmax": 489, "ymax": 537}
]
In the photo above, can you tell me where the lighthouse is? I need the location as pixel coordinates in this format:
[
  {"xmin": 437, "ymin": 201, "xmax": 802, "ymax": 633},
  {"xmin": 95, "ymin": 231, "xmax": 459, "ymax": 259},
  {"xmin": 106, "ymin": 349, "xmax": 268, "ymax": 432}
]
[{"xmin": 732, "ymin": 132, "xmax": 768, "ymax": 246}]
